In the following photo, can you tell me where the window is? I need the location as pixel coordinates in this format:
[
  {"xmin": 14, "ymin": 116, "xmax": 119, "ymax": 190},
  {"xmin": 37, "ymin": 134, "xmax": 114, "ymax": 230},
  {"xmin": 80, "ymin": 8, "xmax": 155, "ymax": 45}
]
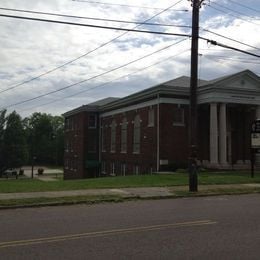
[
  {"xmin": 133, "ymin": 115, "xmax": 141, "ymax": 153},
  {"xmin": 134, "ymin": 165, "xmax": 139, "ymax": 175},
  {"xmin": 71, "ymin": 118, "xmax": 74, "ymax": 130},
  {"xmin": 65, "ymin": 118, "xmax": 69, "ymax": 130},
  {"xmin": 121, "ymin": 163, "xmax": 126, "ymax": 176},
  {"xmin": 88, "ymin": 137, "xmax": 97, "ymax": 153},
  {"xmin": 101, "ymin": 161, "xmax": 106, "ymax": 174},
  {"xmin": 111, "ymin": 162, "xmax": 115, "ymax": 176},
  {"xmin": 101, "ymin": 126, "xmax": 106, "ymax": 152},
  {"xmin": 88, "ymin": 114, "xmax": 97, "ymax": 128},
  {"xmin": 121, "ymin": 117, "xmax": 127, "ymax": 152},
  {"xmin": 173, "ymin": 107, "xmax": 185, "ymax": 126},
  {"xmin": 74, "ymin": 161, "xmax": 78, "ymax": 172},
  {"xmin": 111, "ymin": 120, "xmax": 116, "ymax": 152},
  {"xmin": 148, "ymin": 108, "xmax": 154, "ymax": 127},
  {"xmin": 65, "ymin": 141, "xmax": 69, "ymax": 152},
  {"xmin": 64, "ymin": 159, "xmax": 69, "ymax": 169},
  {"xmin": 69, "ymin": 160, "xmax": 73, "ymax": 170},
  {"xmin": 70, "ymin": 141, "xmax": 73, "ymax": 152}
]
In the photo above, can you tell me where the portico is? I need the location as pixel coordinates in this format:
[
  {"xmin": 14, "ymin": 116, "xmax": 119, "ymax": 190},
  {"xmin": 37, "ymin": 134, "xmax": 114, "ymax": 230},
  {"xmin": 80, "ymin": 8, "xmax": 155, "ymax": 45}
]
[{"xmin": 198, "ymin": 70, "xmax": 260, "ymax": 169}]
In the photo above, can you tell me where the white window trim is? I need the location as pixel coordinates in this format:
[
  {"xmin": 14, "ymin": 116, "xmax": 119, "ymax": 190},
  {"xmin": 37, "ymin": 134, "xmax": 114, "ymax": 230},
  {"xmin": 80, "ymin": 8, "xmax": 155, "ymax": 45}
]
[
  {"xmin": 173, "ymin": 107, "xmax": 185, "ymax": 126},
  {"xmin": 88, "ymin": 114, "xmax": 97, "ymax": 129}
]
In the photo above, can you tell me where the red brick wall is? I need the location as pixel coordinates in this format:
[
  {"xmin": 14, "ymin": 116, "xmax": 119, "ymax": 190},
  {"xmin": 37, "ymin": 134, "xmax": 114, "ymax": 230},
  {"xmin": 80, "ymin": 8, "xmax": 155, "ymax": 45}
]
[
  {"xmin": 64, "ymin": 111, "xmax": 87, "ymax": 179},
  {"xmin": 64, "ymin": 111, "xmax": 100, "ymax": 179},
  {"xmin": 159, "ymin": 103, "xmax": 189, "ymax": 169},
  {"xmin": 101, "ymin": 105, "xmax": 158, "ymax": 175}
]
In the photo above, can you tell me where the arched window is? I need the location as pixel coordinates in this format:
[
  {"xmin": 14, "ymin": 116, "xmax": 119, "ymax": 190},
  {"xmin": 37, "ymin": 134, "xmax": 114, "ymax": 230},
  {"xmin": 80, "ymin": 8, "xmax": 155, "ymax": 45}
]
[
  {"xmin": 148, "ymin": 107, "xmax": 154, "ymax": 127},
  {"xmin": 121, "ymin": 117, "xmax": 127, "ymax": 152},
  {"xmin": 111, "ymin": 119, "xmax": 116, "ymax": 152},
  {"xmin": 101, "ymin": 126, "xmax": 106, "ymax": 152},
  {"xmin": 133, "ymin": 115, "xmax": 140, "ymax": 153}
]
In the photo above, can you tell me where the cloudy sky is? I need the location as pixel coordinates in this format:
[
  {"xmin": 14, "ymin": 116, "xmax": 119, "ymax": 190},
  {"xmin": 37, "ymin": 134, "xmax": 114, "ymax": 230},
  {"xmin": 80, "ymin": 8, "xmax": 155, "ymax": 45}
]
[{"xmin": 0, "ymin": 0, "xmax": 259, "ymax": 117}]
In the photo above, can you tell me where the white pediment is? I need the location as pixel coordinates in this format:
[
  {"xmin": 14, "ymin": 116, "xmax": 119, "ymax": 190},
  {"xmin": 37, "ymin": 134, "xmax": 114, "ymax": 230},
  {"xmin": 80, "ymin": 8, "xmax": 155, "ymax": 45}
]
[
  {"xmin": 217, "ymin": 74, "xmax": 260, "ymax": 92},
  {"xmin": 198, "ymin": 70, "xmax": 260, "ymax": 105}
]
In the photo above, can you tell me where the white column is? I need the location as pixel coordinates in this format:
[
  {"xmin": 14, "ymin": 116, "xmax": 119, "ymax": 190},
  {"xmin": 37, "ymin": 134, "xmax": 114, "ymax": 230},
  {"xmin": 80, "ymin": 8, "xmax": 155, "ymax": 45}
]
[
  {"xmin": 256, "ymin": 106, "xmax": 260, "ymax": 119},
  {"xmin": 210, "ymin": 103, "xmax": 218, "ymax": 165},
  {"xmin": 219, "ymin": 103, "xmax": 227, "ymax": 165}
]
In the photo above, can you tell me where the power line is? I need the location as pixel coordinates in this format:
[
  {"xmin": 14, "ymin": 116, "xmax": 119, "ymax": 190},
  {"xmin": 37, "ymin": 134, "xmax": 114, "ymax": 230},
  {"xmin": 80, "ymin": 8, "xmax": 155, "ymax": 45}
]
[
  {"xmin": 0, "ymin": 13, "xmax": 191, "ymax": 38},
  {"xmin": 211, "ymin": 1, "xmax": 260, "ymax": 21},
  {"xmin": 208, "ymin": 3, "xmax": 260, "ymax": 26},
  {"xmin": 72, "ymin": 0, "xmax": 188, "ymax": 11},
  {"xmin": 0, "ymin": 7, "xmax": 191, "ymax": 28},
  {"xmin": 0, "ymin": 0, "xmax": 185, "ymax": 94},
  {"xmin": 202, "ymin": 54, "xmax": 245, "ymax": 71},
  {"xmin": 202, "ymin": 54, "xmax": 260, "ymax": 64},
  {"xmin": 1, "ymin": 38, "xmax": 188, "ymax": 109},
  {"xmin": 229, "ymin": 0, "xmax": 260, "ymax": 14},
  {"xmin": 19, "ymin": 49, "xmax": 190, "ymax": 113},
  {"xmin": 201, "ymin": 37, "xmax": 260, "ymax": 58},
  {"xmin": 202, "ymin": 29, "xmax": 260, "ymax": 51}
]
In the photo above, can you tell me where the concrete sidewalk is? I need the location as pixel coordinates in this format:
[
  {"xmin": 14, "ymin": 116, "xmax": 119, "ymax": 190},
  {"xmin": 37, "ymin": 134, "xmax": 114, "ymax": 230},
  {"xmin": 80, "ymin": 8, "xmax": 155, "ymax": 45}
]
[{"xmin": 1, "ymin": 184, "xmax": 260, "ymax": 201}]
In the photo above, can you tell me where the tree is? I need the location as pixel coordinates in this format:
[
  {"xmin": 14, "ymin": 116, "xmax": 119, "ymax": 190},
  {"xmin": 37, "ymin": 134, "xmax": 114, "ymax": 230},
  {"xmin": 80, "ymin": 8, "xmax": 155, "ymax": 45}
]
[
  {"xmin": 3, "ymin": 111, "xmax": 28, "ymax": 169},
  {"xmin": 0, "ymin": 110, "xmax": 6, "ymax": 173},
  {"xmin": 50, "ymin": 115, "xmax": 64, "ymax": 165},
  {"xmin": 24, "ymin": 113, "xmax": 64, "ymax": 165}
]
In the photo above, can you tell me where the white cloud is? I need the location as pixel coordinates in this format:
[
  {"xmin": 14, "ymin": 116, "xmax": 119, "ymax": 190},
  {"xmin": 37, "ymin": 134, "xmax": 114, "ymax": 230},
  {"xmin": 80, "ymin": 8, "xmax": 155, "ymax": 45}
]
[{"xmin": 0, "ymin": 0, "xmax": 259, "ymax": 117}]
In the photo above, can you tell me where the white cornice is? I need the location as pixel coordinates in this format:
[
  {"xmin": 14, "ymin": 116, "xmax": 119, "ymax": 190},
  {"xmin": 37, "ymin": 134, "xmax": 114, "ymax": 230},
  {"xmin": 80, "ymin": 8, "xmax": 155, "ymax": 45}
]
[{"xmin": 100, "ymin": 97, "xmax": 189, "ymax": 118}]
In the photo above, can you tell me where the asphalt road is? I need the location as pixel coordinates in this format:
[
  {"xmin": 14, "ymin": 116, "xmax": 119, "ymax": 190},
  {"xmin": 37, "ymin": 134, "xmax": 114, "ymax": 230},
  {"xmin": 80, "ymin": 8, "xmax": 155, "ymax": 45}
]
[{"xmin": 0, "ymin": 194, "xmax": 260, "ymax": 260}]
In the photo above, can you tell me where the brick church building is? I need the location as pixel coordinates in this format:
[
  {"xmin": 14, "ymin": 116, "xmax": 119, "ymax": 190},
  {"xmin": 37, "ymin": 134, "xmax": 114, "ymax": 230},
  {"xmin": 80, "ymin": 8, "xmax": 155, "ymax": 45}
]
[{"xmin": 63, "ymin": 70, "xmax": 260, "ymax": 179}]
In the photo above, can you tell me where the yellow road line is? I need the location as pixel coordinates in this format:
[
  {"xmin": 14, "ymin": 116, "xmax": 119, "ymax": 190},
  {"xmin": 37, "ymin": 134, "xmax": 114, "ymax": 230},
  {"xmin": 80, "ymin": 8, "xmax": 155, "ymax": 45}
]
[{"xmin": 0, "ymin": 220, "xmax": 217, "ymax": 249}]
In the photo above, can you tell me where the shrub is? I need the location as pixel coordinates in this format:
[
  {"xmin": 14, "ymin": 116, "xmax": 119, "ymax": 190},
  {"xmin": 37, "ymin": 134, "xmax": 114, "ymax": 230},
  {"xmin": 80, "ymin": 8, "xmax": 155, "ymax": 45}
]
[{"xmin": 38, "ymin": 168, "xmax": 44, "ymax": 175}]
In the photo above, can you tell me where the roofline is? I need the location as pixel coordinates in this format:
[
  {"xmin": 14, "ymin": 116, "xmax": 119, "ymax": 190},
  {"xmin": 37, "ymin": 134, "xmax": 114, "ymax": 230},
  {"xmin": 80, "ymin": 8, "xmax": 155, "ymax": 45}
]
[
  {"xmin": 101, "ymin": 85, "xmax": 190, "ymax": 111},
  {"xmin": 63, "ymin": 105, "xmax": 100, "ymax": 117}
]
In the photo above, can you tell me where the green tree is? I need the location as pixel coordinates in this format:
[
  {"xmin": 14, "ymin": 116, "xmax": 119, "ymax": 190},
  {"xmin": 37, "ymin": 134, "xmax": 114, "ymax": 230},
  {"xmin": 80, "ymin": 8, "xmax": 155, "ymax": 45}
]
[
  {"xmin": 50, "ymin": 115, "xmax": 64, "ymax": 165},
  {"xmin": 0, "ymin": 110, "xmax": 6, "ymax": 173},
  {"xmin": 25, "ymin": 113, "xmax": 64, "ymax": 166},
  {"xmin": 3, "ymin": 111, "xmax": 28, "ymax": 168}
]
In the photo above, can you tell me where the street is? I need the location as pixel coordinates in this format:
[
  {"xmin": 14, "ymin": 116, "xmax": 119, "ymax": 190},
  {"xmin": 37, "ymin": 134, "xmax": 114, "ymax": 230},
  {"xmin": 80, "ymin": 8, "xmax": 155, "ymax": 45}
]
[{"xmin": 0, "ymin": 194, "xmax": 260, "ymax": 259}]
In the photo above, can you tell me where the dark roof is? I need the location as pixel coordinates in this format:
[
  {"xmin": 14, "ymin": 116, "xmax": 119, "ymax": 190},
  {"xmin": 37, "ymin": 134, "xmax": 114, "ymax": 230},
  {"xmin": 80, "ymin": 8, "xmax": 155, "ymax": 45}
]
[
  {"xmin": 64, "ymin": 69, "xmax": 259, "ymax": 117},
  {"xmin": 203, "ymin": 69, "xmax": 260, "ymax": 86},
  {"xmin": 63, "ymin": 97, "xmax": 119, "ymax": 117},
  {"xmin": 163, "ymin": 76, "xmax": 208, "ymax": 88},
  {"xmin": 88, "ymin": 97, "xmax": 119, "ymax": 106}
]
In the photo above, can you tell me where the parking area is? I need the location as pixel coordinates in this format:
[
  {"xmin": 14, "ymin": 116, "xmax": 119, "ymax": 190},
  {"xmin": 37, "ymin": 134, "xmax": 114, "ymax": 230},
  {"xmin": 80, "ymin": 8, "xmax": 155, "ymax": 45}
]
[{"xmin": 1, "ymin": 166, "xmax": 63, "ymax": 181}]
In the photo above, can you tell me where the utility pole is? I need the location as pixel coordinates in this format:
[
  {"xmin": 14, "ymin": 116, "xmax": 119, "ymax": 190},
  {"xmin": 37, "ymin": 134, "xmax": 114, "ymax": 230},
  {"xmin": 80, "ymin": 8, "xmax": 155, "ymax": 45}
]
[{"xmin": 188, "ymin": 0, "xmax": 203, "ymax": 192}]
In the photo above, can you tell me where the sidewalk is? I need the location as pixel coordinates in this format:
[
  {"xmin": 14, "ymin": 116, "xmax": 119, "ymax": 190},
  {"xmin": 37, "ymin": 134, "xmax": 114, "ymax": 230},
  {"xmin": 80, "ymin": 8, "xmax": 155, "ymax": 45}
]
[{"xmin": 1, "ymin": 184, "xmax": 260, "ymax": 201}]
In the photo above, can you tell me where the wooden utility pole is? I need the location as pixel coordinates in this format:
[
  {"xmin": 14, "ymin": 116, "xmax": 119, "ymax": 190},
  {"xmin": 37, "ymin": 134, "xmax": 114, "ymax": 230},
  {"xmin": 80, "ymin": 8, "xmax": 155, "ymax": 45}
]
[{"xmin": 189, "ymin": 0, "xmax": 203, "ymax": 192}]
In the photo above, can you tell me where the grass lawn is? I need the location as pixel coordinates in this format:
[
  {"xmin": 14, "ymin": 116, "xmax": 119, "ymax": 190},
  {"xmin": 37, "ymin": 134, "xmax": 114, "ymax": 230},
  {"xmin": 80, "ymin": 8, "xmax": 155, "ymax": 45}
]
[{"xmin": 0, "ymin": 171, "xmax": 259, "ymax": 193}]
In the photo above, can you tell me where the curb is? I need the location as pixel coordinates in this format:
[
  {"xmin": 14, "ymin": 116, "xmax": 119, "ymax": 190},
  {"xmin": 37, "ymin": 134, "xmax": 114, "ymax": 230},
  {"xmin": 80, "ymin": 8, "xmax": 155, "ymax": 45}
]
[{"xmin": 1, "ymin": 188, "xmax": 260, "ymax": 210}]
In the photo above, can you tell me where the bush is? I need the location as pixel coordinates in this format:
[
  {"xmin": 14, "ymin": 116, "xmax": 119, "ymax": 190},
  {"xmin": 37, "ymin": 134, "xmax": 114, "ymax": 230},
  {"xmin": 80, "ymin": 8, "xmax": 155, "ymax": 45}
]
[{"xmin": 38, "ymin": 168, "xmax": 44, "ymax": 175}]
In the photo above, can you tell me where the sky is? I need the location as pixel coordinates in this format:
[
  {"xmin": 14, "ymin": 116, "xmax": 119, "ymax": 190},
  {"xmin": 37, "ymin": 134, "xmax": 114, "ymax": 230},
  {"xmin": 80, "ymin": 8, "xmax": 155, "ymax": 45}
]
[{"xmin": 0, "ymin": 0, "xmax": 259, "ymax": 117}]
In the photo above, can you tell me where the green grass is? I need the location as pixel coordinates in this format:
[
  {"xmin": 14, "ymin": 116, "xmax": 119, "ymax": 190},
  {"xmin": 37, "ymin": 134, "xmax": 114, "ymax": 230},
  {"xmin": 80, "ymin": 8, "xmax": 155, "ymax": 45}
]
[{"xmin": 0, "ymin": 171, "xmax": 259, "ymax": 193}]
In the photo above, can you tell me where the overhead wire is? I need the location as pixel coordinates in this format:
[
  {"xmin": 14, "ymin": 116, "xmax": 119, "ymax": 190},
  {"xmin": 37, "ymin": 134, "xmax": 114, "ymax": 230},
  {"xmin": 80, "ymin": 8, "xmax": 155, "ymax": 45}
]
[
  {"xmin": 202, "ymin": 54, "xmax": 260, "ymax": 64},
  {"xmin": 208, "ymin": 3, "xmax": 260, "ymax": 26},
  {"xmin": 0, "ymin": 0, "xmax": 186, "ymax": 94},
  {"xmin": 200, "ymin": 36, "xmax": 260, "ymax": 58},
  {"xmin": 211, "ymin": 1, "xmax": 260, "ymax": 21},
  {"xmin": 19, "ymin": 48, "xmax": 190, "ymax": 113},
  {"xmin": 201, "ymin": 29, "xmax": 260, "ymax": 51},
  {"xmin": 71, "ymin": 0, "xmax": 188, "ymax": 11},
  {"xmin": 0, "ymin": 7, "xmax": 191, "ymax": 28},
  {"xmin": 228, "ymin": 0, "xmax": 260, "ymax": 14},
  {"xmin": 1, "ymin": 38, "xmax": 188, "ymax": 110},
  {"xmin": 0, "ymin": 14, "xmax": 191, "ymax": 37},
  {"xmin": 202, "ymin": 54, "xmax": 248, "ymax": 71}
]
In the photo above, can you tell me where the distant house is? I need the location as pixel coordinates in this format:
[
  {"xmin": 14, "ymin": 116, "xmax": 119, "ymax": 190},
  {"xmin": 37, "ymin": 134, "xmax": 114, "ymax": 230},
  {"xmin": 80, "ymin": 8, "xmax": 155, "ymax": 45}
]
[{"xmin": 63, "ymin": 70, "xmax": 260, "ymax": 179}]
